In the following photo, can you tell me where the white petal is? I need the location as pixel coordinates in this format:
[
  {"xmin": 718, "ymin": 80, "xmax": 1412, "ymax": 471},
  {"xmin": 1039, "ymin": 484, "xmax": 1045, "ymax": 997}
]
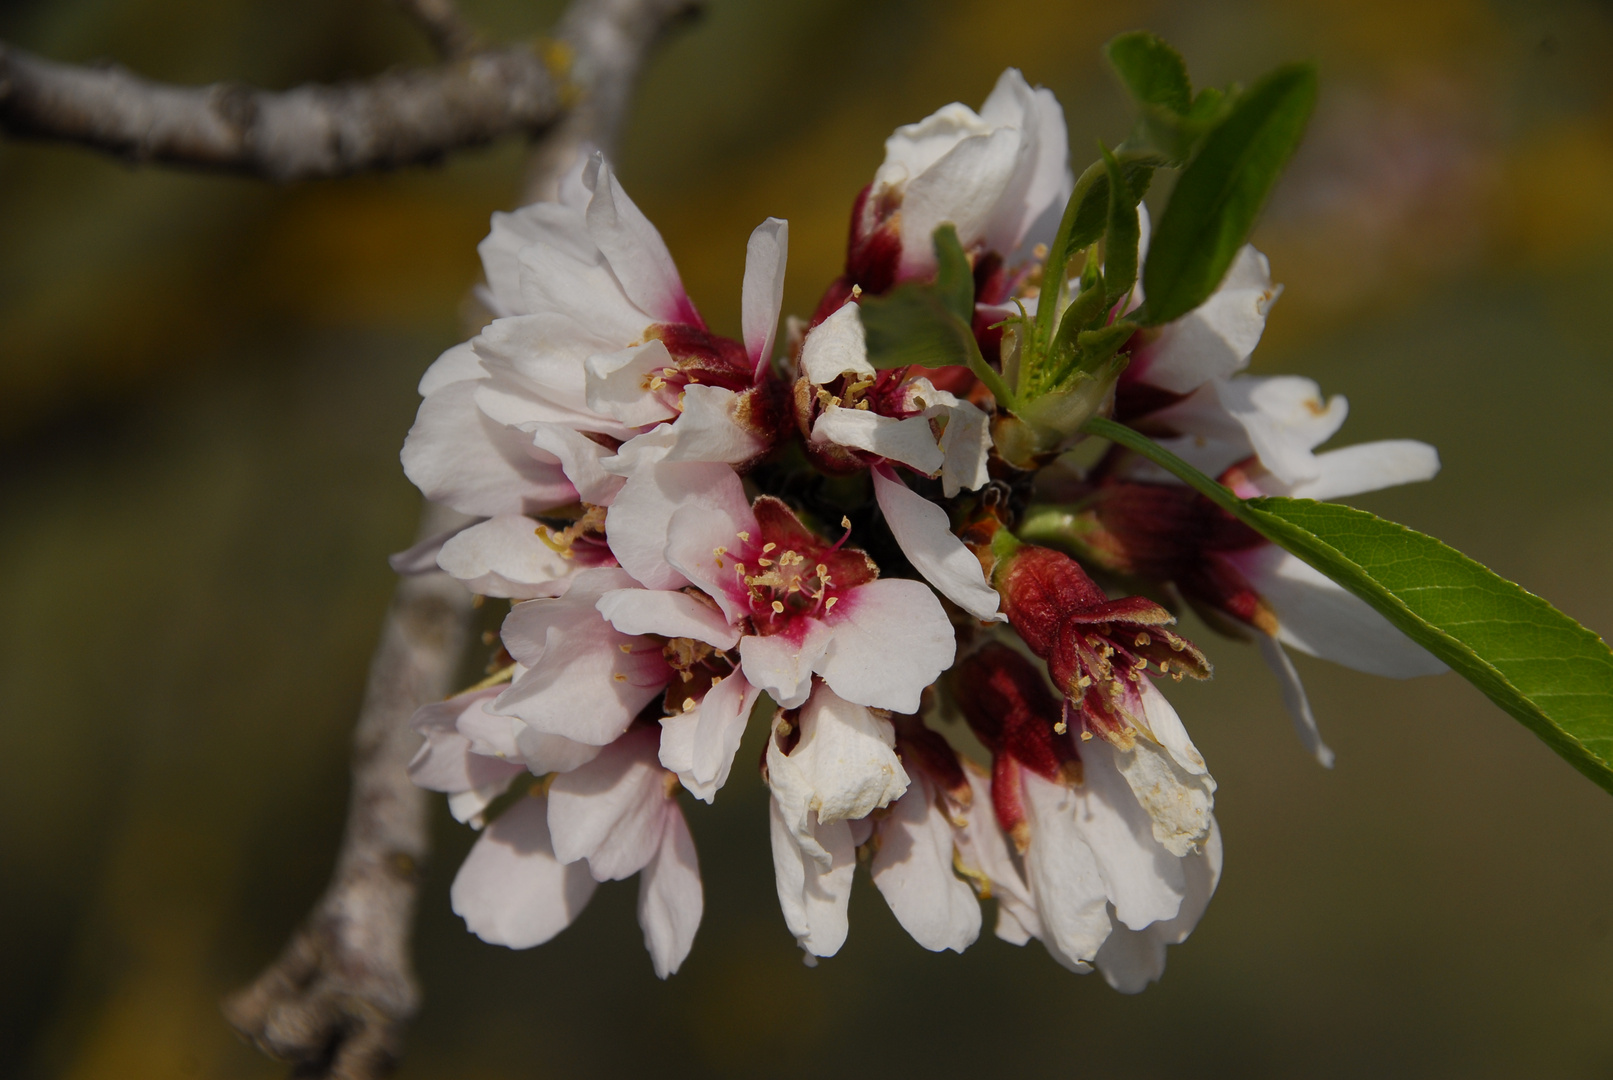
[
  {"xmin": 1096, "ymin": 818, "xmax": 1223, "ymax": 993},
  {"xmin": 876, "ymin": 101, "xmax": 994, "ymax": 195},
  {"xmin": 769, "ymin": 796, "xmax": 855, "ymax": 958},
  {"xmin": 934, "ymin": 399, "xmax": 992, "ymax": 496},
  {"xmin": 493, "ymin": 568, "xmax": 669, "ymax": 744},
  {"xmin": 872, "ymin": 468, "xmax": 1003, "ymax": 622},
  {"xmin": 418, "ymin": 341, "xmax": 486, "ymax": 396},
  {"xmin": 606, "ymin": 461, "xmax": 747, "ymax": 591},
  {"xmin": 1112, "ymin": 732, "xmax": 1216, "ymax": 858},
  {"xmin": 766, "ymin": 686, "xmax": 909, "ymax": 866},
  {"xmin": 978, "ymin": 69, "xmax": 1071, "ymax": 259},
  {"xmin": 514, "ymin": 208, "xmax": 653, "ymax": 343},
  {"xmin": 816, "ymin": 579, "xmax": 956, "ymax": 713},
  {"xmin": 597, "ymin": 586, "xmax": 739, "ymax": 649},
  {"xmin": 813, "ymin": 406, "xmax": 943, "ymax": 474},
  {"xmin": 952, "ymin": 762, "xmax": 1041, "ymax": 944},
  {"xmin": 583, "ymin": 339, "xmax": 680, "ymax": 428},
  {"xmin": 647, "ymin": 385, "xmax": 768, "ymax": 465},
  {"xmin": 1136, "ymin": 680, "xmax": 1209, "ymax": 777},
  {"xmin": 1074, "ymin": 740, "xmax": 1187, "ymax": 927},
  {"xmin": 389, "ymin": 518, "xmax": 477, "ymax": 576},
  {"xmin": 1271, "ymin": 440, "xmax": 1441, "ymax": 501},
  {"xmin": 1256, "ymin": 634, "xmax": 1336, "ymax": 767},
  {"xmin": 1132, "ymin": 246, "xmax": 1278, "ymax": 393},
  {"xmin": 437, "ymin": 514, "xmax": 575, "ymax": 598},
  {"xmin": 547, "ymin": 727, "xmax": 671, "ymax": 881},
  {"xmin": 473, "ymin": 314, "xmax": 632, "ymax": 431},
  {"xmin": 660, "ymin": 673, "xmax": 762, "ymax": 802},
  {"xmin": 512, "ymin": 722, "xmax": 603, "ymax": 775},
  {"xmin": 638, "ymin": 807, "xmax": 703, "ymax": 978},
  {"xmin": 1227, "ymin": 545, "xmax": 1448, "ymax": 678},
  {"xmin": 407, "ymin": 692, "xmax": 526, "ymax": 795},
  {"xmin": 800, "ymin": 301, "xmax": 873, "ymax": 384},
  {"xmin": 739, "ymin": 621, "xmax": 834, "ymax": 710},
  {"xmin": 1020, "ymin": 770, "xmax": 1111, "ymax": 970},
  {"xmin": 450, "ymin": 793, "xmax": 598, "ymax": 948},
  {"xmin": 401, "ymin": 379, "xmax": 576, "ymax": 517},
  {"xmin": 583, "ymin": 154, "xmax": 698, "ymax": 326},
  {"xmin": 742, "ymin": 217, "xmax": 788, "ymax": 375},
  {"xmin": 662, "ymin": 483, "xmax": 760, "ymax": 625},
  {"xmin": 870, "ymin": 773, "xmax": 982, "ymax": 953},
  {"xmin": 900, "ymin": 127, "xmax": 1025, "ymax": 276}
]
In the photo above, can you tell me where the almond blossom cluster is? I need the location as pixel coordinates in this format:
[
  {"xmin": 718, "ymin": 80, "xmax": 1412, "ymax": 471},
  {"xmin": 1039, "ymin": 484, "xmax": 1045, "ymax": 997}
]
[{"xmin": 397, "ymin": 69, "xmax": 1443, "ymax": 992}]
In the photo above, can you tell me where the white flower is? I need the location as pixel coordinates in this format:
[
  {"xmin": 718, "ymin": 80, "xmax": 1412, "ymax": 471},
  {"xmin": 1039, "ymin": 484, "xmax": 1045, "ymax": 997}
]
[
  {"xmin": 652, "ymin": 467, "xmax": 956, "ymax": 712},
  {"xmin": 863, "ymin": 68, "xmax": 1070, "ymax": 283}
]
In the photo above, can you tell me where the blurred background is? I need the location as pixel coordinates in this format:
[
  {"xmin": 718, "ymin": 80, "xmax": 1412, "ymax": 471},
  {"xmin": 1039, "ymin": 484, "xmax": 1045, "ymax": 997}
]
[{"xmin": 3, "ymin": 0, "xmax": 1613, "ymax": 1076}]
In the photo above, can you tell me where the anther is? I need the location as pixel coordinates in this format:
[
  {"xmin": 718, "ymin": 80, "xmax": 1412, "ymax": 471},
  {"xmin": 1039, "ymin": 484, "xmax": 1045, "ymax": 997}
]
[{"xmin": 771, "ymin": 600, "xmax": 785, "ymax": 614}]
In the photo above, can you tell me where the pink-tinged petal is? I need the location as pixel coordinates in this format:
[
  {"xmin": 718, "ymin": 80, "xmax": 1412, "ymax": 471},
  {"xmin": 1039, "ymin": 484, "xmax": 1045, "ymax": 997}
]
[
  {"xmin": 637, "ymin": 806, "xmax": 703, "ymax": 978},
  {"xmin": 740, "ymin": 620, "xmax": 834, "ymax": 709},
  {"xmin": 493, "ymin": 568, "xmax": 671, "ymax": 744},
  {"xmin": 870, "ymin": 773, "xmax": 981, "ymax": 953},
  {"xmin": 817, "ymin": 579, "xmax": 955, "ymax": 713},
  {"xmin": 477, "ymin": 205, "xmax": 554, "ymax": 318},
  {"xmin": 584, "ymin": 339, "xmax": 680, "ymax": 428},
  {"xmin": 742, "ymin": 217, "xmax": 788, "ymax": 375},
  {"xmin": 512, "ymin": 723, "xmax": 604, "ymax": 775},
  {"xmin": 524, "ymin": 422, "xmax": 625, "ymax": 506},
  {"xmin": 401, "ymin": 379, "xmax": 577, "ymax": 517},
  {"xmin": 799, "ymin": 302, "xmax": 872, "ymax": 384},
  {"xmin": 408, "ymin": 691, "xmax": 526, "ymax": 795},
  {"xmin": 664, "ymin": 489, "xmax": 760, "ymax": 625},
  {"xmin": 766, "ymin": 686, "xmax": 909, "ymax": 857},
  {"xmin": 1071, "ymin": 740, "xmax": 1187, "ymax": 929},
  {"xmin": 1257, "ymin": 634, "xmax": 1336, "ymax": 768},
  {"xmin": 548, "ymin": 727, "xmax": 670, "ymax": 881},
  {"xmin": 454, "ymin": 691, "xmax": 522, "ymax": 758},
  {"xmin": 872, "ymin": 467, "xmax": 1003, "ymax": 622},
  {"xmin": 583, "ymin": 154, "xmax": 700, "ymax": 326},
  {"xmin": 1020, "ymin": 769, "xmax": 1112, "ymax": 971},
  {"xmin": 418, "ymin": 341, "xmax": 486, "ymax": 396},
  {"xmin": 768, "ymin": 795, "xmax": 855, "ymax": 959},
  {"xmin": 436, "ymin": 515, "xmax": 575, "ymax": 599},
  {"xmin": 389, "ymin": 518, "xmax": 479, "ymax": 576},
  {"xmin": 953, "ymin": 762, "xmax": 1042, "ymax": 944},
  {"xmin": 1227, "ymin": 544, "xmax": 1448, "ymax": 678},
  {"xmin": 660, "ymin": 673, "xmax": 762, "ymax": 802},
  {"xmin": 607, "ymin": 461, "xmax": 748, "ymax": 591},
  {"xmin": 813, "ymin": 407, "xmax": 943, "ymax": 474},
  {"xmin": 450, "ymin": 792, "xmax": 598, "ymax": 948},
  {"xmin": 1095, "ymin": 819, "xmax": 1222, "ymax": 993},
  {"xmin": 900, "ymin": 127, "xmax": 1025, "ymax": 277},
  {"xmin": 1267, "ymin": 440, "xmax": 1441, "ymax": 501},
  {"xmin": 596, "ymin": 587, "xmax": 740, "ymax": 650},
  {"xmin": 1131, "ymin": 246, "xmax": 1278, "ymax": 393}
]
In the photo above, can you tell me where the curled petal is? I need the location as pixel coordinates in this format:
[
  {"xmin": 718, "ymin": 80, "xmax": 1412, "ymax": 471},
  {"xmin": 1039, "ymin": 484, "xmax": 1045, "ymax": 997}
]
[
  {"xmin": 547, "ymin": 727, "xmax": 671, "ymax": 881},
  {"xmin": 800, "ymin": 301, "xmax": 873, "ymax": 384},
  {"xmin": 437, "ymin": 514, "xmax": 576, "ymax": 599},
  {"xmin": 769, "ymin": 796, "xmax": 855, "ymax": 959},
  {"xmin": 660, "ymin": 673, "xmax": 762, "ymax": 802},
  {"xmin": 742, "ymin": 217, "xmax": 789, "ymax": 376},
  {"xmin": 871, "ymin": 467, "xmax": 1003, "ymax": 622},
  {"xmin": 638, "ymin": 806, "xmax": 703, "ymax": 978},
  {"xmin": 870, "ymin": 773, "xmax": 982, "ymax": 953},
  {"xmin": 450, "ymin": 792, "xmax": 598, "ymax": 949}
]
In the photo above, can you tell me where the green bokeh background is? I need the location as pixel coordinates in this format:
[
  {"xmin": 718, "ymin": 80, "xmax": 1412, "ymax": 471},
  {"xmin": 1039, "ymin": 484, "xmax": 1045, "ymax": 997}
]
[{"xmin": 3, "ymin": 0, "xmax": 1613, "ymax": 1076}]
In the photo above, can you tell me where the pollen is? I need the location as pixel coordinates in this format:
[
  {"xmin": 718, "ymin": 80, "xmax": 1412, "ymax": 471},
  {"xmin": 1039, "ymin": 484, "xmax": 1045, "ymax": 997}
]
[
  {"xmin": 613, "ymin": 673, "xmax": 627, "ymax": 683},
  {"xmin": 1135, "ymin": 633, "xmax": 1151, "ymax": 647},
  {"xmin": 841, "ymin": 516, "xmax": 851, "ymax": 530},
  {"xmin": 762, "ymin": 542, "xmax": 777, "ymax": 553},
  {"xmin": 737, "ymin": 531, "xmax": 751, "ymax": 542},
  {"xmin": 825, "ymin": 596, "xmax": 838, "ymax": 610},
  {"xmin": 1054, "ymin": 720, "xmax": 1068, "ymax": 735},
  {"xmin": 757, "ymin": 557, "xmax": 773, "ymax": 567},
  {"xmin": 772, "ymin": 600, "xmax": 785, "ymax": 613},
  {"xmin": 1080, "ymin": 731, "xmax": 1093, "ymax": 741},
  {"xmin": 682, "ymin": 697, "xmax": 696, "ymax": 712},
  {"xmin": 851, "ymin": 284, "xmax": 863, "ymax": 298},
  {"xmin": 619, "ymin": 644, "xmax": 632, "ymax": 653}
]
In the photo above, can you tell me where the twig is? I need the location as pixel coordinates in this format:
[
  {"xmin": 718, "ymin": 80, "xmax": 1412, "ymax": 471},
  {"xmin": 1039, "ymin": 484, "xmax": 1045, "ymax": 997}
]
[
  {"xmin": 0, "ymin": 40, "xmax": 561, "ymax": 180},
  {"xmin": 220, "ymin": 1, "xmax": 701, "ymax": 1076},
  {"xmin": 392, "ymin": 0, "xmax": 479, "ymax": 60}
]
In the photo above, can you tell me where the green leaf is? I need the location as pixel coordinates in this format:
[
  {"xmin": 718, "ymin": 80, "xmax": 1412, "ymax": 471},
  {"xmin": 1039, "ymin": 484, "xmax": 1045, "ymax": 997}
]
[
  {"xmin": 1081, "ymin": 415, "xmax": 1613, "ymax": 795},
  {"xmin": 1138, "ymin": 63, "xmax": 1316, "ymax": 327},
  {"xmin": 1060, "ymin": 151, "xmax": 1161, "ymax": 263},
  {"xmin": 1105, "ymin": 30, "xmax": 1192, "ymax": 115},
  {"xmin": 1102, "ymin": 145, "xmax": 1139, "ymax": 310},
  {"xmin": 859, "ymin": 224, "xmax": 1017, "ymax": 407}
]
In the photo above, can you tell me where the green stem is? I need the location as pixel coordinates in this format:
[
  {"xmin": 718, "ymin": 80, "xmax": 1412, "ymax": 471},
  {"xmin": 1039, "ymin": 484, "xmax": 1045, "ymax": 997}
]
[
  {"xmin": 1079, "ymin": 414, "xmax": 1244, "ymax": 516},
  {"xmin": 969, "ymin": 349, "xmax": 1018, "ymax": 413}
]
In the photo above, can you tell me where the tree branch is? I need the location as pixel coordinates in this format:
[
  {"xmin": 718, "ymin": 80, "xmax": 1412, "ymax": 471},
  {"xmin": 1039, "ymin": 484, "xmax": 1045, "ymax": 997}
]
[
  {"xmin": 0, "ymin": 39, "xmax": 562, "ymax": 180},
  {"xmin": 220, "ymin": 0, "xmax": 700, "ymax": 1076},
  {"xmin": 392, "ymin": 0, "xmax": 479, "ymax": 60}
]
